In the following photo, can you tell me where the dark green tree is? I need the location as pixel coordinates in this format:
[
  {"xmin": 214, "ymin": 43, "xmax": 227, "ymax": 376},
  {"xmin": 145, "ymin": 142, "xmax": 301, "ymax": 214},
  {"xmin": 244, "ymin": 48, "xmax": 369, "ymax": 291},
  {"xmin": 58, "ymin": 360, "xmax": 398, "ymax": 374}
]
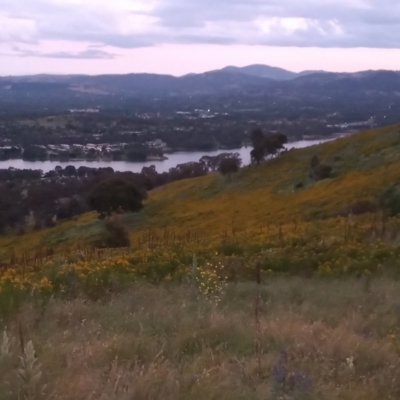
[
  {"xmin": 219, "ymin": 157, "xmax": 241, "ymax": 180},
  {"xmin": 88, "ymin": 178, "xmax": 146, "ymax": 219},
  {"xmin": 265, "ymin": 133, "xmax": 288, "ymax": 157}
]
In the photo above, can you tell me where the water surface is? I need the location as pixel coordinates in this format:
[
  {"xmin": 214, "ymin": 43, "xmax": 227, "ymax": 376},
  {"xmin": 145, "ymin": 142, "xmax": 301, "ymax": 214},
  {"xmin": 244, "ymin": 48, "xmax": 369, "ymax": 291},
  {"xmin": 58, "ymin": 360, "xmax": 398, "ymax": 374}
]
[{"xmin": 0, "ymin": 139, "xmax": 332, "ymax": 173}]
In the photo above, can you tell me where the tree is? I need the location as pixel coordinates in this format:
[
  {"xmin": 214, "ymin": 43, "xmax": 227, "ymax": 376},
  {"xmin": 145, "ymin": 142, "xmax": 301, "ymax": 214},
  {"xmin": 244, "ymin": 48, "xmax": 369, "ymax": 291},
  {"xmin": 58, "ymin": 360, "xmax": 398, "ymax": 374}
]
[
  {"xmin": 219, "ymin": 157, "xmax": 240, "ymax": 180},
  {"xmin": 22, "ymin": 145, "xmax": 47, "ymax": 161},
  {"xmin": 88, "ymin": 178, "xmax": 146, "ymax": 218},
  {"xmin": 200, "ymin": 153, "xmax": 242, "ymax": 172},
  {"xmin": 250, "ymin": 129, "xmax": 265, "ymax": 164},
  {"xmin": 64, "ymin": 165, "xmax": 77, "ymax": 177},
  {"xmin": 250, "ymin": 129, "xmax": 288, "ymax": 164},
  {"xmin": 265, "ymin": 133, "xmax": 288, "ymax": 157},
  {"xmin": 168, "ymin": 162, "xmax": 207, "ymax": 181},
  {"xmin": 251, "ymin": 129, "xmax": 265, "ymax": 149},
  {"xmin": 250, "ymin": 147, "xmax": 265, "ymax": 165}
]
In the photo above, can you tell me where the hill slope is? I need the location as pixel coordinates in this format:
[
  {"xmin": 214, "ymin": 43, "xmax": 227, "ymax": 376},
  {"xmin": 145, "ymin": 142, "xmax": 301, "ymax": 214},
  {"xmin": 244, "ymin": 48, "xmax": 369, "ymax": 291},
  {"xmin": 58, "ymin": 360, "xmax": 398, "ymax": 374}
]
[
  {"xmin": 136, "ymin": 123, "xmax": 400, "ymax": 233},
  {"xmin": 1, "ymin": 122, "xmax": 400, "ymax": 262}
]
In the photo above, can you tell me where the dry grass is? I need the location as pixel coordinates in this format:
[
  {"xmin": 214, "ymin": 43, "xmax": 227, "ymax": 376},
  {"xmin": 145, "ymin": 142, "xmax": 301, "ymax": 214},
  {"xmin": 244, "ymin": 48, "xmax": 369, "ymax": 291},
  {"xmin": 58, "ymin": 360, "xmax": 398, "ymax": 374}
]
[{"xmin": 1, "ymin": 278, "xmax": 400, "ymax": 400}]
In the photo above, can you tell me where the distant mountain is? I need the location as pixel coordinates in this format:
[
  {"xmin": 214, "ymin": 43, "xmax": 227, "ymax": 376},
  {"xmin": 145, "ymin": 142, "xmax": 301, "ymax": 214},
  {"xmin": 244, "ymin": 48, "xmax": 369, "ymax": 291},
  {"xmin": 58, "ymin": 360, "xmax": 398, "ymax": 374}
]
[
  {"xmin": 0, "ymin": 70, "xmax": 273, "ymax": 98},
  {"xmin": 281, "ymin": 70, "xmax": 400, "ymax": 94},
  {"xmin": 219, "ymin": 64, "xmax": 327, "ymax": 81},
  {"xmin": 2, "ymin": 68, "xmax": 400, "ymax": 113},
  {"xmin": 220, "ymin": 65, "xmax": 298, "ymax": 81}
]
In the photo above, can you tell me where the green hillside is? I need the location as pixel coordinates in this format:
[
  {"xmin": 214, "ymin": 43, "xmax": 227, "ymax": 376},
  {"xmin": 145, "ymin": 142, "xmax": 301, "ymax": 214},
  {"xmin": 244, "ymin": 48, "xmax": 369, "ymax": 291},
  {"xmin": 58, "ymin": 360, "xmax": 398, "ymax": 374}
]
[{"xmin": 0, "ymin": 125, "xmax": 400, "ymax": 282}]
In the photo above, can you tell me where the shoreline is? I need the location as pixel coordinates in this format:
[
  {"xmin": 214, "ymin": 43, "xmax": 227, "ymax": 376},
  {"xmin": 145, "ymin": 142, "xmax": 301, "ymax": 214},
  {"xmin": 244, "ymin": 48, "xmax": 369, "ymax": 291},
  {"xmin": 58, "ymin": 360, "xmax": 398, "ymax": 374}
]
[{"xmin": 0, "ymin": 132, "xmax": 355, "ymax": 164}]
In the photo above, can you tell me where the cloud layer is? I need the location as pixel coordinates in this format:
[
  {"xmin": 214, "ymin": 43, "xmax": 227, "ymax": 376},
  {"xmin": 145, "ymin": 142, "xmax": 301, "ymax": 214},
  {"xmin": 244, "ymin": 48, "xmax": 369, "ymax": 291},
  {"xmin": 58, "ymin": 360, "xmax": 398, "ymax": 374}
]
[{"xmin": 1, "ymin": 0, "xmax": 400, "ymax": 59}]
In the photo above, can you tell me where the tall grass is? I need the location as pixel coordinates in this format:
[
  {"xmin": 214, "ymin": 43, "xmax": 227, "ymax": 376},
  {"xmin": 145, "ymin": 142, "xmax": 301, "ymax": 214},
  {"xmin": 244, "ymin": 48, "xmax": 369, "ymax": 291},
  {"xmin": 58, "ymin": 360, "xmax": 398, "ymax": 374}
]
[{"xmin": 1, "ymin": 278, "xmax": 400, "ymax": 399}]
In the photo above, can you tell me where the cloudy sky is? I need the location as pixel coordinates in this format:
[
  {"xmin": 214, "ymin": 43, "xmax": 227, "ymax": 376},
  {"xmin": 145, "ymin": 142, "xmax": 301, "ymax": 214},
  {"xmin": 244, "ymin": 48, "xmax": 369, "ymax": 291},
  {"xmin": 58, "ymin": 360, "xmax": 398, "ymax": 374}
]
[{"xmin": 1, "ymin": 0, "xmax": 400, "ymax": 76}]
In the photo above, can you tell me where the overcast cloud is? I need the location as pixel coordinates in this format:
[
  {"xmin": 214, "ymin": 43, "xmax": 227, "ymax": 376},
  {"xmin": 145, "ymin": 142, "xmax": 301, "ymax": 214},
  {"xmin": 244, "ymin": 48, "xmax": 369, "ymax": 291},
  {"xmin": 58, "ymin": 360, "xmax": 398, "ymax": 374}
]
[
  {"xmin": 0, "ymin": 0, "xmax": 399, "ymax": 75},
  {"xmin": 1, "ymin": 0, "xmax": 400, "ymax": 54}
]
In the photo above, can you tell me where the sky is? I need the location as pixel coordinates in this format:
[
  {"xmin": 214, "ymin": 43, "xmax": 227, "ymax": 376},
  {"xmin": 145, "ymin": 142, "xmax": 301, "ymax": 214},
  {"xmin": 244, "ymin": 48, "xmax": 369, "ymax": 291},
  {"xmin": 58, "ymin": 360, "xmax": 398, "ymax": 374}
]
[{"xmin": 1, "ymin": 0, "xmax": 400, "ymax": 76}]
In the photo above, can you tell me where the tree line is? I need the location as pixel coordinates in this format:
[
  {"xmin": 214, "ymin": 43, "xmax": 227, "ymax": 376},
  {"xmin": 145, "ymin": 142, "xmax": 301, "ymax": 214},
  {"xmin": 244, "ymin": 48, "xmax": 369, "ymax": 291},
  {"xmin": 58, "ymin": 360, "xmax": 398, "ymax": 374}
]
[{"xmin": 0, "ymin": 152, "xmax": 242, "ymax": 233}]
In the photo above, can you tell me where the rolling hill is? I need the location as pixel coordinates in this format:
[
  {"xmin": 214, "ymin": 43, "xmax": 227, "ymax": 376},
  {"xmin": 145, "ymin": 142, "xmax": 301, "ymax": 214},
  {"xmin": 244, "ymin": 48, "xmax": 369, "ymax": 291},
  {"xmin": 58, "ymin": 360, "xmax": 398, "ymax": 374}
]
[
  {"xmin": 219, "ymin": 64, "xmax": 324, "ymax": 80},
  {"xmin": 2, "ymin": 67, "xmax": 400, "ymax": 124},
  {"xmin": 1, "ymin": 67, "xmax": 400, "ymax": 99}
]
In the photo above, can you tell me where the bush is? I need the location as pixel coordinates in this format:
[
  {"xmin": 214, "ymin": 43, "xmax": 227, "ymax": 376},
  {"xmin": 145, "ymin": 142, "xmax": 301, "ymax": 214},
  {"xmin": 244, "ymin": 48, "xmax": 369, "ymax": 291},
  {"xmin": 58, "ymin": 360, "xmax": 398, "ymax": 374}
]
[
  {"xmin": 311, "ymin": 164, "xmax": 332, "ymax": 181},
  {"xmin": 309, "ymin": 155, "xmax": 332, "ymax": 181},
  {"xmin": 295, "ymin": 182, "xmax": 304, "ymax": 189},
  {"xmin": 339, "ymin": 200, "xmax": 378, "ymax": 216},
  {"xmin": 94, "ymin": 219, "xmax": 131, "ymax": 248},
  {"xmin": 219, "ymin": 240, "xmax": 244, "ymax": 256},
  {"xmin": 379, "ymin": 185, "xmax": 400, "ymax": 216}
]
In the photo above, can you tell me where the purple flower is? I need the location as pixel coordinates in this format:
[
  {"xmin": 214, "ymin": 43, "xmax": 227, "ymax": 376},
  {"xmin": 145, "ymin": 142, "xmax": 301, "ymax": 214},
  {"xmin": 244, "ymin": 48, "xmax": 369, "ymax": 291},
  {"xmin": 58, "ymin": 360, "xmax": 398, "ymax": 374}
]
[{"xmin": 272, "ymin": 362, "xmax": 288, "ymax": 384}]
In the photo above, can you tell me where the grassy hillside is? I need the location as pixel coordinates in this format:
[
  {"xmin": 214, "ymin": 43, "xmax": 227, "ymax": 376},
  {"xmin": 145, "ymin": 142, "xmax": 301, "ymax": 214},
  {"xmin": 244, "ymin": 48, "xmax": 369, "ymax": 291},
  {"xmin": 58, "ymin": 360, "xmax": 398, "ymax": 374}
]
[
  {"xmin": 2, "ymin": 124, "xmax": 400, "ymax": 400},
  {"xmin": 1, "ymin": 122, "xmax": 400, "ymax": 259},
  {"xmin": 1, "ymin": 123, "xmax": 400, "ymax": 293},
  {"xmin": 143, "ymin": 123, "xmax": 400, "ymax": 229}
]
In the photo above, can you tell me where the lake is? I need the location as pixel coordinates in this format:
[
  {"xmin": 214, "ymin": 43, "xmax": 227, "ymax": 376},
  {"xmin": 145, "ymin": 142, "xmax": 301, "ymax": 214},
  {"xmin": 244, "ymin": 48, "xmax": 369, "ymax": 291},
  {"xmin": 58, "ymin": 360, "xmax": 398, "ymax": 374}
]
[{"xmin": 0, "ymin": 139, "xmax": 333, "ymax": 173}]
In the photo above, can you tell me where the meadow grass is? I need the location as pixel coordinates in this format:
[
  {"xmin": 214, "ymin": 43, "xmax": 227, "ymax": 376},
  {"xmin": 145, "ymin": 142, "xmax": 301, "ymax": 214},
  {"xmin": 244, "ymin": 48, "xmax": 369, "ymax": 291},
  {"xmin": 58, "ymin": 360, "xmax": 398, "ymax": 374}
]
[{"xmin": 1, "ymin": 278, "xmax": 400, "ymax": 400}]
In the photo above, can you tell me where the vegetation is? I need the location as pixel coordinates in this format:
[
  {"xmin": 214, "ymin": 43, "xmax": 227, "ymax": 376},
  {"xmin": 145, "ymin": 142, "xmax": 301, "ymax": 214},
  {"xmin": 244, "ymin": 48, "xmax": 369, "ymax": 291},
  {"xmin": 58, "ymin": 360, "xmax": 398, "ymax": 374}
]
[
  {"xmin": 218, "ymin": 156, "xmax": 242, "ymax": 179},
  {"xmin": 0, "ymin": 153, "xmax": 241, "ymax": 232},
  {"xmin": 309, "ymin": 155, "xmax": 332, "ymax": 181},
  {"xmin": 93, "ymin": 219, "xmax": 131, "ymax": 248},
  {"xmin": 2, "ymin": 278, "xmax": 400, "ymax": 399},
  {"xmin": 250, "ymin": 130, "xmax": 288, "ymax": 164},
  {"xmin": 88, "ymin": 178, "xmax": 146, "ymax": 219},
  {"xmin": 1, "ymin": 122, "xmax": 400, "ymax": 398}
]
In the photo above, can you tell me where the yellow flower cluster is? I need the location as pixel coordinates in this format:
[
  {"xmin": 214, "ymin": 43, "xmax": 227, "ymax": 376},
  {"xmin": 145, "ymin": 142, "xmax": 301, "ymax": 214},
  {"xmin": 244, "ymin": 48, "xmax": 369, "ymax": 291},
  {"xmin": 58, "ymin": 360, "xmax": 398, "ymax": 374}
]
[
  {"xmin": 196, "ymin": 262, "xmax": 228, "ymax": 303},
  {"xmin": 0, "ymin": 212, "xmax": 399, "ymax": 301}
]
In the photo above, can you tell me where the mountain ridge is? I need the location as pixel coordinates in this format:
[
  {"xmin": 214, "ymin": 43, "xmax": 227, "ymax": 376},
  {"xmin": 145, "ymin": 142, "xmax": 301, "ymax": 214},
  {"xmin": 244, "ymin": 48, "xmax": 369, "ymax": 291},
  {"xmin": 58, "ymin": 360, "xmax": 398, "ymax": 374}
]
[{"xmin": 2, "ymin": 68, "xmax": 400, "ymax": 97}]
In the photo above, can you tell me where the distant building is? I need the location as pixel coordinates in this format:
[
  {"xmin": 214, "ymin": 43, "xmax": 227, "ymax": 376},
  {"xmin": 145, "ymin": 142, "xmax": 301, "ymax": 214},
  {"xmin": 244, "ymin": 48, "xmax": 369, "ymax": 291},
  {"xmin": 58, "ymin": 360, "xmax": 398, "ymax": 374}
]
[
  {"xmin": 146, "ymin": 139, "xmax": 167, "ymax": 149},
  {"xmin": 69, "ymin": 109, "xmax": 99, "ymax": 114}
]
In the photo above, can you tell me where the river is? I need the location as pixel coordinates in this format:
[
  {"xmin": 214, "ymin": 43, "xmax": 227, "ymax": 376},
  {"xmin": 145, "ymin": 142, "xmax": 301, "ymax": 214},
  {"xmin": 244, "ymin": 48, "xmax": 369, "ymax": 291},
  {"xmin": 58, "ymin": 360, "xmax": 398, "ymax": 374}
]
[{"xmin": 0, "ymin": 139, "xmax": 332, "ymax": 174}]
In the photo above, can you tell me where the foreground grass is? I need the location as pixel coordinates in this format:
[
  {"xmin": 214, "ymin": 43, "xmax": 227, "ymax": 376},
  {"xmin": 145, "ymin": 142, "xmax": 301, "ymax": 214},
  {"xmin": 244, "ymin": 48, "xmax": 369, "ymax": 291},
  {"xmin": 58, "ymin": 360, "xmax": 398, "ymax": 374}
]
[{"xmin": 1, "ymin": 278, "xmax": 400, "ymax": 400}]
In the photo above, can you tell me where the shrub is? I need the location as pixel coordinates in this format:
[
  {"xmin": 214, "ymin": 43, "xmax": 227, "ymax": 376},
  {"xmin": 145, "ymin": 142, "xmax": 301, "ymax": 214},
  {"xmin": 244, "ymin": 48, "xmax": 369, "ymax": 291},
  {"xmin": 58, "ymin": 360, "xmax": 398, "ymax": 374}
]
[
  {"xmin": 295, "ymin": 182, "xmax": 304, "ymax": 189},
  {"xmin": 93, "ymin": 219, "xmax": 131, "ymax": 248},
  {"xmin": 309, "ymin": 155, "xmax": 332, "ymax": 181},
  {"xmin": 312, "ymin": 164, "xmax": 332, "ymax": 181},
  {"xmin": 219, "ymin": 240, "xmax": 244, "ymax": 256},
  {"xmin": 379, "ymin": 184, "xmax": 400, "ymax": 216},
  {"xmin": 339, "ymin": 200, "xmax": 378, "ymax": 216}
]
